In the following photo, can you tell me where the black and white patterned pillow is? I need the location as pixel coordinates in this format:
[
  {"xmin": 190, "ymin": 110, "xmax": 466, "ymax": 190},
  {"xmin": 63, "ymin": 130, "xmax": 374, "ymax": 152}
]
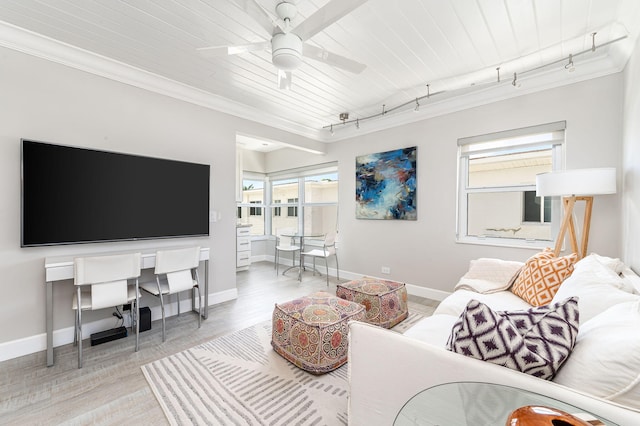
[{"xmin": 446, "ymin": 297, "xmax": 579, "ymax": 380}]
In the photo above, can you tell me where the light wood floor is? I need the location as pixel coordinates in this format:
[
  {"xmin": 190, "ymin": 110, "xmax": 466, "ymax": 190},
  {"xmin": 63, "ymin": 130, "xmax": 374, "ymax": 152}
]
[{"xmin": 0, "ymin": 262, "xmax": 439, "ymax": 425}]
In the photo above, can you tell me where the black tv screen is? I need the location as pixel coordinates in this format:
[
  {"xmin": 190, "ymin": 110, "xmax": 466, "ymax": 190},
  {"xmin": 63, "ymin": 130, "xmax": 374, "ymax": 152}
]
[{"xmin": 21, "ymin": 139, "xmax": 210, "ymax": 247}]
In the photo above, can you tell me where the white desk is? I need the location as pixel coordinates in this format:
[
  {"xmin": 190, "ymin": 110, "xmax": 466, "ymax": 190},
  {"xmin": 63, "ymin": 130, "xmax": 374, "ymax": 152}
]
[{"xmin": 44, "ymin": 247, "xmax": 210, "ymax": 366}]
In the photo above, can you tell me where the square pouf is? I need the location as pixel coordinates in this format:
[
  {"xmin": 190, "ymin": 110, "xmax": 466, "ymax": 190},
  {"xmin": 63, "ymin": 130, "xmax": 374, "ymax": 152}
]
[
  {"xmin": 271, "ymin": 291, "xmax": 366, "ymax": 374},
  {"xmin": 336, "ymin": 277, "xmax": 409, "ymax": 328}
]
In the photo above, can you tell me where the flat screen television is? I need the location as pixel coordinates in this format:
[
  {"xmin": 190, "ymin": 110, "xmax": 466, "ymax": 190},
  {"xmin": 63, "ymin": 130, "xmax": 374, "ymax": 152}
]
[{"xmin": 21, "ymin": 139, "xmax": 210, "ymax": 247}]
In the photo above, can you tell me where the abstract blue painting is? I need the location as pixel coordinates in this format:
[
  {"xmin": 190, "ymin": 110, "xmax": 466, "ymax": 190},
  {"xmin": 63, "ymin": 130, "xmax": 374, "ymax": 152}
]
[{"xmin": 355, "ymin": 147, "xmax": 417, "ymax": 220}]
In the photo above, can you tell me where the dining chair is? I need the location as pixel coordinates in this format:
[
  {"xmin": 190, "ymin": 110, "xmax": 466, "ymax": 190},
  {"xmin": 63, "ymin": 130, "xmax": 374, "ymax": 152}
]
[
  {"xmin": 140, "ymin": 246, "xmax": 202, "ymax": 342},
  {"xmin": 300, "ymin": 231, "xmax": 339, "ymax": 285},
  {"xmin": 73, "ymin": 252, "xmax": 142, "ymax": 369},
  {"xmin": 275, "ymin": 227, "xmax": 301, "ymax": 277}
]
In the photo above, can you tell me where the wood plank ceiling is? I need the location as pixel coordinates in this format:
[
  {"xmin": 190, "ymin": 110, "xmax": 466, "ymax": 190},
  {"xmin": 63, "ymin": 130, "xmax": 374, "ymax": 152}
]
[{"xmin": 0, "ymin": 0, "xmax": 638, "ymax": 141}]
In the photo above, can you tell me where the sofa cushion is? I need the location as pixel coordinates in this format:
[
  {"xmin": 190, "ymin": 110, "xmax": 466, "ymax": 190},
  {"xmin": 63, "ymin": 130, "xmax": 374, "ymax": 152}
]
[
  {"xmin": 447, "ymin": 297, "xmax": 579, "ymax": 380},
  {"xmin": 403, "ymin": 314, "xmax": 459, "ymax": 347},
  {"xmin": 552, "ymin": 254, "xmax": 640, "ymax": 323},
  {"xmin": 553, "ymin": 300, "xmax": 640, "ymax": 410},
  {"xmin": 433, "ymin": 289, "xmax": 532, "ymax": 317},
  {"xmin": 511, "ymin": 249, "xmax": 577, "ymax": 306}
]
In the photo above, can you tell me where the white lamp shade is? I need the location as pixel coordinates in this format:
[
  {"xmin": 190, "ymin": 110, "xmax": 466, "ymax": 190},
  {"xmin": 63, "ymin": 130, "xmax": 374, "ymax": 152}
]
[{"xmin": 536, "ymin": 168, "xmax": 616, "ymax": 197}]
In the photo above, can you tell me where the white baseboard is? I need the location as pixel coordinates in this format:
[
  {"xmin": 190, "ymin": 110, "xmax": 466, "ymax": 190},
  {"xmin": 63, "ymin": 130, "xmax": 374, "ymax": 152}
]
[
  {"xmin": 0, "ymin": 288, "xmax": 238, "ymax": 363},
  {"xmin": 339, "ymin": 271, "xmax": 451, "ymax": 301}
]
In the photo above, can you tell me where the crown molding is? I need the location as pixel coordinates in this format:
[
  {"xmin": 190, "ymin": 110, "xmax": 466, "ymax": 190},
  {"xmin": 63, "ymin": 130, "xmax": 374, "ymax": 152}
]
[
  {"xmin": 0, "ymin": 21, "xmax": 325, "ymax": 141},
  {"xmin": 0, "ymin": 20, "xmax": 628, "ymax": 144}
]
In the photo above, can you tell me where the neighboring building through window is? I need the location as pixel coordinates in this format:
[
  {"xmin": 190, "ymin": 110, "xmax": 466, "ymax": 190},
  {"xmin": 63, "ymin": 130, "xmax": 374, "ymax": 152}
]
[
  {"xmin": 237, "ymin": 178, "xmax": 265, "ymax": 235},
  {"xmin": 457, "ymin": 122, "xmax": 565, "ymax": 247}
]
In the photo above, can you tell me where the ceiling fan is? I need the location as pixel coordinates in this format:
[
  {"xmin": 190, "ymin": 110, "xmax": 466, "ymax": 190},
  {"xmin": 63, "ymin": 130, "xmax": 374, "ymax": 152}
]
[{"xmin": 198, "ymin": 0, "xmax": 369, "ymax": 89}]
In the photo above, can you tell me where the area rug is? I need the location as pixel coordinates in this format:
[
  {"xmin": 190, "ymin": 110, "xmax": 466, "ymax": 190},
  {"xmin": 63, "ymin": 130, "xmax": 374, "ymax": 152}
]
[{"xmin": 142, "ymin": 311, "xmax": 425, "ymax": 426}]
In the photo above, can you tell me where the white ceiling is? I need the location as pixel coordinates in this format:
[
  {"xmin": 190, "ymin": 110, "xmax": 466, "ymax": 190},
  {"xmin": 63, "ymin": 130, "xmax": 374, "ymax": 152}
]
[{"xmin": 0, "ymin": 0, "xmax": 639, "ymax": 143}]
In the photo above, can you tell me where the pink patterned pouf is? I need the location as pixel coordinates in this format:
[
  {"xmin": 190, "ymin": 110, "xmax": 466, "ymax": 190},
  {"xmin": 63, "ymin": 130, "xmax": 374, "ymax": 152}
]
[
  {"xmin": 336, "ymin": 277, "xmax": 409, "ymax": 328},
  {"xmin": 271, "ymin": 291, "xmax": 365, "ymax": 374}
]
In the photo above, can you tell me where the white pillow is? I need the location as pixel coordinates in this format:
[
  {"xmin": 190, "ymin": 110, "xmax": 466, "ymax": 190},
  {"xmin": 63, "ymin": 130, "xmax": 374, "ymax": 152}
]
[
  {"xmin": 552, "ymin": 255, "xmax": 639, "ymax": 322},
  {"xmin": 553, "ymin": 300, "xmax": 640, "ymax": 410},
  {"xmin": 586, "ymin": 253, "xmax": 625, "ymax": 274}
]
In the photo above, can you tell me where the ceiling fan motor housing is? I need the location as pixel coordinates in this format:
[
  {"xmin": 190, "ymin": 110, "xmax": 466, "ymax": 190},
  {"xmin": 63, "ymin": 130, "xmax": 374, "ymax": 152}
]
[{"xmin": 272, "ymin": 32, "xmax": 303, "ymax": 71}]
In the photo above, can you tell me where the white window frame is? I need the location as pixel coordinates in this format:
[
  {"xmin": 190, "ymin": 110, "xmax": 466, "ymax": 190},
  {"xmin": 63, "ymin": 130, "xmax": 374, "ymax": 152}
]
[
  {"xmin": 456, "ymin": 122, "xmax": 565, "ymax": 249},
  {"xmin": 237, "ymin": 164, "xmax": 338, "ymax": 240}
]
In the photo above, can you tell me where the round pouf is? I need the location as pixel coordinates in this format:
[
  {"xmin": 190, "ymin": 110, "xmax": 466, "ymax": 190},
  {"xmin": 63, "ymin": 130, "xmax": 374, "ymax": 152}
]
[
  {"xmin": 271, "ymin": 291, "xmax": 365, "ymax": 374},
  {"xmin": 336, "ymin": 277, "xmax": 408, "ymax": 328}
]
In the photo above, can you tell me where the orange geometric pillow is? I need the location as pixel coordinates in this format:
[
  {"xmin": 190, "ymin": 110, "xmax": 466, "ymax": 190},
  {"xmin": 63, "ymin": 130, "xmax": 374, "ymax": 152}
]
[{"xmin": 511, "ymin": 249, "xmax": 578, "ymax": 306}]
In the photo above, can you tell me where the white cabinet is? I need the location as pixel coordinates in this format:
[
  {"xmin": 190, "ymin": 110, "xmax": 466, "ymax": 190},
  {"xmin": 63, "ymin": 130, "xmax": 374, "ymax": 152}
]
[{"xmin": 236, "ymin": 226, "xmax": 252, "ymax": 270}]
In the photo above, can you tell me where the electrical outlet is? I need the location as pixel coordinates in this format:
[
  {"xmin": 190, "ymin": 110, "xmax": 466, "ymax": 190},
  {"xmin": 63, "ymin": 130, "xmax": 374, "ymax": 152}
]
[{"xmin": 381, "ymin": 266, "xmax": 391, "ymax": 274}]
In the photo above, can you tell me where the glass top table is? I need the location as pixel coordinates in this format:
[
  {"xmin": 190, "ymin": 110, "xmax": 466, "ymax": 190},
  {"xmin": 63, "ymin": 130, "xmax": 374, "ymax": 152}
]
[{"xmin": 394, "ymin": 382, "xmax": 615, "ymax": 426}]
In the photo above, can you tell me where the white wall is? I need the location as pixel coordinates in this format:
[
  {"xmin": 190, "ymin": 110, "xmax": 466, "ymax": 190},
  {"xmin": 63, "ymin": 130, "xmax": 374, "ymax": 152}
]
[
  {"xmin": 267, "ymin": 74, "xmax": 623, "ymax": 296},
  {"xmin": 0, "ymin": 46, "xmax": 316, "ymax": 354},
  {"xmin": 622, "ymin": 34, "xmax": 640, "ymax": 273}
]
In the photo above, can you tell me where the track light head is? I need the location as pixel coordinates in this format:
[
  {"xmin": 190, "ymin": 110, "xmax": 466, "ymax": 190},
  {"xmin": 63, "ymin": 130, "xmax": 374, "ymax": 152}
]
[
  {"xmin": 330, "ymin": 124, "xmax": 334, "ymax": 136},
  {"xmin": 414, "ymin": 98, "xmax": 419, "ymax": 112},
  {"xmin": 565, "ymin": 54, "xmax": 575, "ymax": 72},
  {"xmin": 512, "ymin": 72, "xmax": 521, "ymax": 88}
]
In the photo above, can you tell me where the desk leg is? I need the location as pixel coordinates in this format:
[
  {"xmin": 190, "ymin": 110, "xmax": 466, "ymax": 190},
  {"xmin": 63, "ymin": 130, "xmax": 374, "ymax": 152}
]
[
  {"xmin": 203, "ymin": 259, "xmax": 209, "ymax": 320},
  {"xmin": 46, "ymin": 281, "xmax": 53, "ymax": 367}
]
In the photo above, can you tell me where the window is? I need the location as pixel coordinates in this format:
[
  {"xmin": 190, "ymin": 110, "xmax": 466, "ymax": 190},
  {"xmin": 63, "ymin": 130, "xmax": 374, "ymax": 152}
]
[
  {"xmin": 272, "ymin": 179, "xmax": 299, "ymax": 233},
  {"xmin": 237, "ymin": 165, "xmax": 338, "ymax": 238},
  {"xmin": 303, "ymin": 172, "xmax": 338, "ymax": 236},
  {"xmin": 523, "ymin": 191, "xmax": 551, "ymax": 223},
  {"xmin": 287, "ymin": 198, "xmax": 298, "ymax": 217},
  {"xmin": 237, "ymin": 177, "xmax": 265, "ymax": 235},
  {"xmin": 249, "ymin": 201, "xmax": 262, "ymax": 216},
  {"xmin": 269, "ymin": 165, "xmax": 338, "ymax": 237},
  {"xmin": 457, "ymin": 122, "xmax": 565, "ymax": 247}
]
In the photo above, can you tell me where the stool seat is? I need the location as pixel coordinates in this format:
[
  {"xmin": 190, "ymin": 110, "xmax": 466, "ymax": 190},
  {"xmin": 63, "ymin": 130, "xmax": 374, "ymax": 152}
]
[
  {"xmin": 337, "ymin": 277, "xmax": 408, "ymax": 328},
  {"xmin": 271, "ymin": 291, "xmax": 365, "ymax": 374}
]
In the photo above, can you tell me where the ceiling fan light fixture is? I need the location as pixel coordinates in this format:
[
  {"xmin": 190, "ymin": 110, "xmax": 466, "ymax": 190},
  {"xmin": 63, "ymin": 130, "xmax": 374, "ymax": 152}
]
[{"xmin": 272, "ymin": 33, "xmax": 303, "ymax": 71}]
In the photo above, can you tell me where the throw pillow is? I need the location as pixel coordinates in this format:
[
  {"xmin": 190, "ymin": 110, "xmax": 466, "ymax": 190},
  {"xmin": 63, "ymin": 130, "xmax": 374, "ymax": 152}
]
[
  {"xmin": 447, "ymin": 297, "xmax": 579, "ymax": 380},
  {"xmin": 552, "ymin": 254, "xmax": 639, "ymax": 322},
  {"xmin": 511, "ymin": 249, "xmax": 578, "ymax": 306}
]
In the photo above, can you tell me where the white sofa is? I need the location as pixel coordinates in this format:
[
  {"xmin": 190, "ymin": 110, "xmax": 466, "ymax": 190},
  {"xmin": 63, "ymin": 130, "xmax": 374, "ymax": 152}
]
[{"xmin": 348, "ymin": 254, "xmax": 640, "ymax": 425}]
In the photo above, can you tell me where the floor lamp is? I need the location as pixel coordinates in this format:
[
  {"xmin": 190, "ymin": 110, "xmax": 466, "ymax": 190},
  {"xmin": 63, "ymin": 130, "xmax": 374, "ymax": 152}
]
[{"xmin": 536, "ymin": 168, "xmax": 616, "ymax": 260}]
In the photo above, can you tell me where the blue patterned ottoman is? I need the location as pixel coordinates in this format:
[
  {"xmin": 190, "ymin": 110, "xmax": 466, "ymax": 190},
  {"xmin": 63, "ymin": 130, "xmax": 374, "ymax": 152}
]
[
  {"xmin": 336, "ymin": 277, "xmax": 408, "ymax": 328},
  {"xmin": 271, "ymin": 291, "xmax": 366, "ymax": 374}
]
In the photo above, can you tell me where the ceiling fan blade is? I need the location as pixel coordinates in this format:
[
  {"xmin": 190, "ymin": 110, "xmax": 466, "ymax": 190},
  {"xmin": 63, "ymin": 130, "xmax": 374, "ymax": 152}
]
[
  {"xmin": 303, "ymin": 44, "xmax": 366, "ymax": 73},
  {"xmin": 232, "ymin": 0, "xmax": 281, "ymax": 36},
  {"xmin": 292, "ymin": 0, "xmax": 369, "ymax": 41},
  {"xmin": 197, "ymin": 41, "xmax": 270, "ymax": 57},
  {"xmin": 278, "ymin": 70, "xmax": 292, "ymax": 90}
]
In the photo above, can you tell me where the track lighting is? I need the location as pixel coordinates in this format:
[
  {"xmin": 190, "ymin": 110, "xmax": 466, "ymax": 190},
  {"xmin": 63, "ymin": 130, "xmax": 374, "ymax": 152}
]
[
  {"xmin": 321, "ymin": 31, "xmax": 625, "ymax": 134},
  {"xmin": 565, "ymin": 54, "xmax": 575, "ymax": 72}
]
